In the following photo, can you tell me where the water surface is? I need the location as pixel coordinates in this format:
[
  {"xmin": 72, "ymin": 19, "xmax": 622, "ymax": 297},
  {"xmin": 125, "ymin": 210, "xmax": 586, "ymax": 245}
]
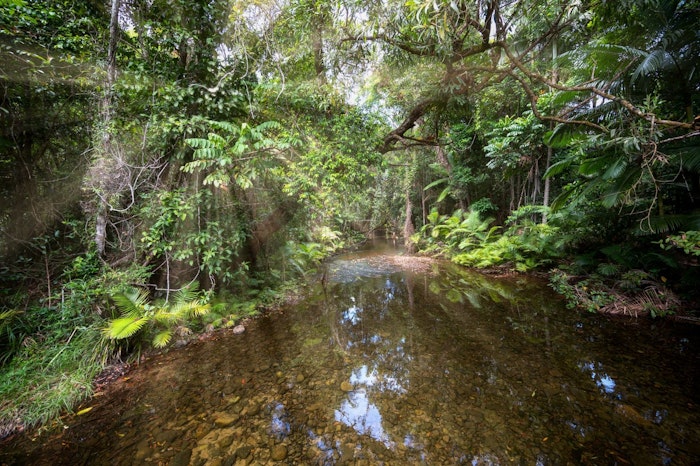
[{"xmin": 2, "ymin": 241, "xmax": 699, "ymax": 464}]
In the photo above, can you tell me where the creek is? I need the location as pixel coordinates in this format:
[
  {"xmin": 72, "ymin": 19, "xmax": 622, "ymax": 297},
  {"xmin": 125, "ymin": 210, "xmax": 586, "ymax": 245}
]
[{"xmin": 1, "ymin": 240, "xmax": 699, "ymax": 465}]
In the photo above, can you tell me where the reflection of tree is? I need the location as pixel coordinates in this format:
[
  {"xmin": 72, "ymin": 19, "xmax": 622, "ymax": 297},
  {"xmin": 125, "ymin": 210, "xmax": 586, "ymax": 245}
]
[{"xmin": 405, "ymin": 274, "xmax": 414, "ymax": 309}]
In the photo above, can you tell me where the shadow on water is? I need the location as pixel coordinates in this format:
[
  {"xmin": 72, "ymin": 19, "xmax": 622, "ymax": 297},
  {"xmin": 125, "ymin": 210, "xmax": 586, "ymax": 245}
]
[{"xmin": 2, "ymin": 241, "xmax": 699, "ymax": 465}]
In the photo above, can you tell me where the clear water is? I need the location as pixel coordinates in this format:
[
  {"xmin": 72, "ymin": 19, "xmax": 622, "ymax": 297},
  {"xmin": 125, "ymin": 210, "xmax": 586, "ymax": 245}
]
[{"xmin": 2, "ymin": 241, "xmax": 699, "ymax": 465}]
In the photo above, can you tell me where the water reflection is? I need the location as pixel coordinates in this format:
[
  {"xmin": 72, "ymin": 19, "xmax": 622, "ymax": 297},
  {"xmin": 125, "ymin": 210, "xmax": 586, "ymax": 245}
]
[
  {"xmin": 2, "ymin": 245, "xmax": 699, "ymax": 466},
  {"xmin": 579, "ymin": 360, "xmax": 620, "ymax": 398},
  {"xmin": 268, "ymin": 402, "xmax": 291, "ymax": 440},
  {"xmin": 335, "ymin": 387, "xmax": 392, "ymax": 447},
  {"xmin": 342, "ymin": 297, "xmax": 362, "ymax": 325}
]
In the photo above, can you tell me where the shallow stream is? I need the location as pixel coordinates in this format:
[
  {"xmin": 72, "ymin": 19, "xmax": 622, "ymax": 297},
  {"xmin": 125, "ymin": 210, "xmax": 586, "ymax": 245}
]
[{"xmin": 1, "ymin": 241, "xmax": 699, "ymax": 465}]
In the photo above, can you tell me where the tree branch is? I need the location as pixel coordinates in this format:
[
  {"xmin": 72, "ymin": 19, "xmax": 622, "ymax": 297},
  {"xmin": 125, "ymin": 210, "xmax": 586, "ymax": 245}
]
[{"xmin": 501, "ymin": 44, "xmax": 693, "ymax": 131}]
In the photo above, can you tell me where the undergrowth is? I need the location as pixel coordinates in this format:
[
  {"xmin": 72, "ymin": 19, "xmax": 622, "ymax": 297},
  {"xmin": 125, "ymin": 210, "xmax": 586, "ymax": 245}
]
[
  {"xmin": 0, "ymin": 322, "xmax": 111, "ymax": 438},
  {"xmin": 0, "ymin": 238, "xmax": 324, "ymax": 438},
  {"xmin": 414, "ymin": 205, "xmax": 693, "ymax": 317}
]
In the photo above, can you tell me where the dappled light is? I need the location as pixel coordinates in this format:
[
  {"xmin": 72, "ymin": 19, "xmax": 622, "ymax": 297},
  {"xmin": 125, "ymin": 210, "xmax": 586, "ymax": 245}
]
[{"xmin": 1, "ymin": 0, "xmax": 698, "ymax": 463}]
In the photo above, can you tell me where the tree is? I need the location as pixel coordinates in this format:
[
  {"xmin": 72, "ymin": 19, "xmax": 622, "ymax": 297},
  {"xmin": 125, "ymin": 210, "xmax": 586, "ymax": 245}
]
[{"xmin": 92, "ymin": 0, "xmax": 121, "ymax": 258}]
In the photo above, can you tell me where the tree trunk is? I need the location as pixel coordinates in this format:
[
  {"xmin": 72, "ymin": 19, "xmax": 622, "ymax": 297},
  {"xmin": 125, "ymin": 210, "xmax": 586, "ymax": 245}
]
[
  {"xmin": 531, "ymin": 159, "xmax": 540, "ymax": 204},
  {"xmin": 509, "ymin": 176, "xmax": 515, "ymax": 212},
  {"xmin": 542, "ymin": 124, "xmax": 553, "ymax": 223},
  {"xmin": 543, "ymin": 41, "xmax": 558, "ymax": 224},
  {"xmin": 312, "ymin": 23, "xmax": 326, "ymax": 84},
  {"xmin": 95, "ymin": 0, "xmax": 120, "ymax": 257},
  {"xmin": 403, "ymin": 191, "xmax": 415, "ymax": 253},
  {"xmin": 247, "ymin": 198, "xmax": 298, "ymax": 268}
]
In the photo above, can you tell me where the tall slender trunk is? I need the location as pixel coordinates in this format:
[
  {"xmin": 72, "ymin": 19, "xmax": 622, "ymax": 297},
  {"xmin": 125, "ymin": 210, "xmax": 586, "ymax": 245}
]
[
  {"xmin": 542, "ymin": 144, "xmax": 552, "ymax": 223},
  {"xmin": 509, "ymin": 176, "xmax": 515, "ymax": 212},
  {"xmin": 542, "ymin": 120, "xmax": 553, "ymax": 223},
  {"xmin": 531, "ymin": 159, "xmax": 540, "ymax": 204},
  {"xmin": 543, "ymin": 41, "xmax": 558, "ymax": 224},
  {"xmin": 312, "ymin": 23, "xmax": 326, "ymax": 85},
  {"xmin": 403, "ymin": 191, "xmax": 415, "ymax": 253},
  {"xmin": 95, "ymin": 0, "xmax": 120, "ymax": 257},
  {"xmin": 404, "ymin": 157, "xmax": 416, "ymax": 253}
]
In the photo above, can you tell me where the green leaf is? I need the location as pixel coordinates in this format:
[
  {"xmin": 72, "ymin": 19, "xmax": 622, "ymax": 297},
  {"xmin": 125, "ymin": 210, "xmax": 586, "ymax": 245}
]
[
  {"xmin": 579, "ymin": 155, "xmax": 615, "ymax": 176},
  {"xmin": 112, "ymin": 289, "xmax": 149, "ymax": 317},
  {"xmin": 103, "ymin": 317, "xmax": 148, "ymax": 340},
  {"xmin": 423, "ymin": 177, "xmax": 448, "ymax": 191},
  {"xmin": 185, "ymin": 138, "xmax": 217, "ymax": 149},
  {"xmin": 436, "ymin": 186, "xmax": 450, "ymax": 203},
  {"xmin": 544, "ymin": 158, "xmax": 574, "ymax": 178},
  {"xmin": 601, "ymin": 166, "xmax": 642, "ymax": 208},
  {"xmin": 152, "ymin": 330, "xmax": 172, "ymax": 348}
]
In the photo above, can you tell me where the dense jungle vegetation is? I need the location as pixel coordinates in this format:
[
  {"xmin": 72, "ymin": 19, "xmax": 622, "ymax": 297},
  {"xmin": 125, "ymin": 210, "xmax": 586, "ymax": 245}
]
[{"xmin": 1, "ymin": 0, "xmax": 698, "ymax": 436}]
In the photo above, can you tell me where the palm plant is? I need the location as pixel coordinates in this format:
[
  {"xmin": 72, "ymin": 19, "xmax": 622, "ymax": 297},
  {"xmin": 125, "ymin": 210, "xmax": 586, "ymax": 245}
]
[{"xmin": 103, "ymin": 286, "xmax": 210, "ymax": 349}]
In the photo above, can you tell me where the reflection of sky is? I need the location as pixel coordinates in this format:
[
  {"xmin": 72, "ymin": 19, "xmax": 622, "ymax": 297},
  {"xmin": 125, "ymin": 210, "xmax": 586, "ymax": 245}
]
[
  {"xmin": 350, "ymin": 364, "xmax": 377, "ymax": 386},
  {"xmin": 335, "ymin": 363, "xmax": 410, "ymax": 447},
  {"xmin": 269, "ymin": 402, "xmax": 290, "ymax": 440},
  {"xmin": 384, "ymin": 279, "xmax": 396, "ymax": 303},
  {"xmin": 342, "ymin": 302, "xmax": 362, "ymax": 325},
  {"xmin": 349, "ymin": 363, "xmax": 408, "ymax": 395},
  {"xmin": 579, "ymin": 361, "xmax": 620, "ymax": 398},
  {"xmin": 335, "ymin": 388, "xmax": 393, "ymax": 447}
]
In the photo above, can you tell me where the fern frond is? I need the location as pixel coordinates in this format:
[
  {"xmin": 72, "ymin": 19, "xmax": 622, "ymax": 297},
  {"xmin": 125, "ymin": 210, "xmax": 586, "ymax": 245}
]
[
  {"xmin": 185, "ymin": 138, "xmax": 217, "ymax": 149},
  {"xmin": 207, "ymin": 132, "xmax": 227, "ymax": 147},
  {"xmin": 210, "ymin": 120, "xmax": 239, "ymax": 134}
]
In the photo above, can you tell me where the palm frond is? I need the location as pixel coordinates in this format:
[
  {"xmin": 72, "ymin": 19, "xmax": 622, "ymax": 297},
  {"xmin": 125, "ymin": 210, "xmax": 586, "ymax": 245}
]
[
  {"xmin": 636, "ymin": 214, "xmax": 700, "ymax": 235},
  {"xmin": 103, "ymin": 317, "xmax": 148, "ymax": 340},
  {"xmin": 152, "ymin": 307, "xmax": 180, "ymax": 325},
  {"xmin": 579, "ymin": 154, "xmax": 617, "ymax": 176},
  {"xmin": 601, "ymin": 166, "xmax": 642, "ymax": 208},
  {"xmin": 112, "ymin": 289, "xmax": 149, "ymax": 317},
  {"xmin": 632, "ymin": 49, "xmax": 675, "ymax": 83},
  {"xmin": 672, "ymin": 145, "xmax": 700, "ymax": 171},
  {"xmin": 152, "ymin": 330, "xmax": 172, "ymax": 349}
]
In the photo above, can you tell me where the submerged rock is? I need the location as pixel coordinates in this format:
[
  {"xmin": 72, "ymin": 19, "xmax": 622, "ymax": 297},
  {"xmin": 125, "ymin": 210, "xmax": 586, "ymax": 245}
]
[
  {"xmin": 270, "ymin": 444, "xmax": 288, "ymax": 461},
  {"xmin": 235, "ymin": 445, "xmax": 252, "ymax": 459},
  {"xmin": 213, "ymin": 413, "xmax": 239, "ymax": 428}
]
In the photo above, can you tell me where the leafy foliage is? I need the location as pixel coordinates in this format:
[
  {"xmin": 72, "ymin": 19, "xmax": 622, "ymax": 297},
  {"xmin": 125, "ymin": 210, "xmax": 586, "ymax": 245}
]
[
  {"xmin": 183, "ymin": 120, "xmax": 288, "ymax": 189},
  {"xmin": 104, "ymin": 286, "xmax": 210, "ymax": 350}
]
